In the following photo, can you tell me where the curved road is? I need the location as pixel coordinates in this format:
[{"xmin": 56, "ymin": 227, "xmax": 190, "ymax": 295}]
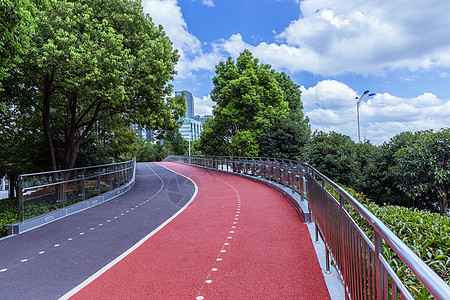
[
  {"xmin": 0, "ymin": 163, "xmax": 195, "ymax": 300},
  {"xmin": 1, "ymin": 162, "xmax": 331, "ymax": 299},
  {"xmin": 69, "ymin": 162, "xmax": 330, "ymax": 299}
]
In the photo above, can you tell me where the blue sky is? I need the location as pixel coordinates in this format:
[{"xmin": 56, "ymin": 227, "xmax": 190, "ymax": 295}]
[{"xmin": 142, "ymin": 0, "xmax": 450, "ymax": 144}]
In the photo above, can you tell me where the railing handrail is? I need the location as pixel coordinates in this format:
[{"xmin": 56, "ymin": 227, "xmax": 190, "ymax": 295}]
[
  {"xmin": 176, "ymin": 155, "xmax": 450, "ymax": 299},
  {"xmin": 304, "ymin": 163, "xmax": 450, "ymax": 300},
  {"xmin": 18, "ymin": 158, "xmax": 136, "ymax": 222},
  {"xmin": 20, "ymin": 165, "xmax": 135, "ymax": 192},
  {"xmin": 19, "ymin": 160, "xmax": 133, "ymax": 178}
]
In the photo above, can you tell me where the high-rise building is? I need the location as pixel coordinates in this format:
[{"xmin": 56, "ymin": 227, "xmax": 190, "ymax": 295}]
[
  {"xmin": 193, "ymin": 115, "xmax": 213, "ymax": 124},
  {"xmin": 178, "ymin": 117, "xmax": 202, "ymax": 141},
  {"xmin": 176, "ymin": 90, "xmax": 194, "ymax": 119}
]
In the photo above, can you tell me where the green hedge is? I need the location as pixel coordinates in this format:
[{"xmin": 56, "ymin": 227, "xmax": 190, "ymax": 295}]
[
  {"xmin": 327, "ymin": 186, "xmax": 450, "ymax": 299},
  {"xmin": 0, "ymin": 183, "xmax": 113, "ymax": 238},
  {"xmin": 0, "ymin": 198, "xmax": 19, "ymax": 238}
]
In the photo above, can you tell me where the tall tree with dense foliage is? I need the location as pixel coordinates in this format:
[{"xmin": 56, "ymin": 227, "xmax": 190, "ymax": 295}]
[
  {"xmin": 1, "ymin": 0, "xmax": 184, "ymax": 171},
  {"xmin": 163, "ymin": 129, "xmax": 188, "ymax": 156},
  {"xmin": 302, "ymin": 131, "xmax": 360, "ymax": 187},
  {"xmin": 394, "ymin": 129, "xmax": 449, "ymax": 215},
  {"xmin": 0, "ymin": 0, "xmax": 42, "ymax": 90},
  {"xmin": 259, "ymin": 72, "xmax": 310, "ymax": 159},
  {"xmin": 361, "ymin": 132, "xmax": 416, "ymax": 206},
  {"xmin": 0, "ymin": 103, "xmax": 46, "ymax": 197},
  {"xmin": 199, "ymin": 50, "xmax": 309, "ymax": 157}
]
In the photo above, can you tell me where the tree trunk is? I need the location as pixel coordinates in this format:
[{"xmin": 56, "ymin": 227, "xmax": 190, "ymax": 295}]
[
  {"xmin": 8, "ymin": 177, "xmax": 16, "ymax": 198},
  {"xmin": 42, "ymin": 74, "xmax": 57, "ymax": 171},
  {"xmin": 63, "ymin": 92, "xmax": 78, "ymax": 170},
  {"xmin": 439, "ymin": 185, "xmax": 448, "ymax": 216},
  {"xmin": 63, "ymin": 101, "xmax": 101, "ymax": 170}
]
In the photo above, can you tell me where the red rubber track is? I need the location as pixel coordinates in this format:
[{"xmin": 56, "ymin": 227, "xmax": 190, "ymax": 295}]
[{"xmin": 70, "ymin": 162, "xmax": 331, "ymax": 299}]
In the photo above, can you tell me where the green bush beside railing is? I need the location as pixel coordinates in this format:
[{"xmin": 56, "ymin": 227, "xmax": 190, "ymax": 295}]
[{"xmin": 327, "ymin": 185, "xmax": 450, "ymax": 298}]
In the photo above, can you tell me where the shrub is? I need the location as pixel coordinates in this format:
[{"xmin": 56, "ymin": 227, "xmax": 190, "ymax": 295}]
[{"xmin": 326, "ymin": 185, "xmax": 450, "ymax": 298}]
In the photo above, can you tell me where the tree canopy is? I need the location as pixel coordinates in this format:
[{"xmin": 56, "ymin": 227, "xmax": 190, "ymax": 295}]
[
  {"xmin": 302, "ymin": 131, "xmax": 360, "ymax": 187},
  {"xmin": 0, "ymin": 0, "xmax": 42, "ymax": 90},
  {"xmin": 394, "ymin": 129, "xmax": 449, "ymax": 215},
  {"xmin": 199, "ymin": 50, "xmax": 309, "ymax": 157},
  {"xmin": 302, "ymin": 129, "xmax": 449, "ymax": 216},
  {"xmin": 1, "ymin": 0, "xmax": 184, "ymax": 171}
]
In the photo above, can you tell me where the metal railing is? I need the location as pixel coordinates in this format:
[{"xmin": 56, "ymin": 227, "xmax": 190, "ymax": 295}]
[
  {"xmin": 169, "ymin": 155, "xmax": 450, "ymax": 300},
  {"xmin": 18, "ymin": 158, "xmax": 136, "ymax": 222}
]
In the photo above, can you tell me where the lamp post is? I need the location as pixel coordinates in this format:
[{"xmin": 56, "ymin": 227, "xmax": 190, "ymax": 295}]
[{"xmin": 355, "ymin": 90, "xmax": 375, "ymax": 143}]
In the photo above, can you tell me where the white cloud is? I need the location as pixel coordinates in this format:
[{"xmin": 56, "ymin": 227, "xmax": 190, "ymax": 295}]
[
  {"xmin": 275, "ymin": 0, "xmax": 450, "ymax": 75},
  {"xmin": 301, "ymin": 80, "xmax": 450, "ymax": 144},
  {"xmin": 207, "ymin": 0, "xmax": 450, "ymax": 76},
  {"xmin": 142, "ymin": 0, "xmax": 450, "ymax": 78},
  {"xmin": 141, "ymin": 0, "xmax": 450, "ymax": 145},
  {"xmin": 194, "ymin": 95, "xmax": 215, "ymax": 116},
  {"xmin": 201, "ymin": 0, "xmax": 214, "ymax": 7},
  {"xmin": 142, "ymin": 0, "xmax": 201, "ymax": 54},
  {"xmin": 142, "ymin": 0, "xmax": 219, "ymax": 78}
]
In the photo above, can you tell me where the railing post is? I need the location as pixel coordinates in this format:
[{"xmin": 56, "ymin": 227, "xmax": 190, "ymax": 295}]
[
  {"xmin": 303, "ymin": 174, "xmax": 307, "ymax": 203},
  {"xmin": 18, "ymin": 175, "xmax": 24, "ymax": 222},
  {"xmin": 307, "ymin": 169, "xmax": 313, "ymax": 224},
  {"xmin": 109, "ymin": 167, "xmax": 113, "ymax": 191},
  {"xmin": 339, "ymin": 193, "xmax": 347, "ymax": 293},
  {"xmin": 97, "ymin": 173, "xmax": 101, "ymax": 196},
  {"xmin": 59, "ymin": 172, "xmax": 66, "ymax": 208},
  {"xmin": 315, "ymin": 222, "xmax": 319, "ymax": 243},
  {"xmin": 375, "ymin": 231, "xmax": 383, "ymax": 300},
  {"xmin": 81, "ymin": 169, "xmax": 86, "ymax": 202},
  {"xmin": 325, "ymin": 246, "xmax": 332, "ymax": 274}
]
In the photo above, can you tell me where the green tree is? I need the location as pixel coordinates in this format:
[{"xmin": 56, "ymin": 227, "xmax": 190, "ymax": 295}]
[
  {"xmin": 362, "ymin": 132, "xmax": 415, "ymax": 206},
  {"xmin": 352, "ymin": 140, "xmax": 378, "ymax": 193},
  {"xmin": 0, "ymin": 0, "xmax": 43, "ymax": 89},
  {"xmin": 394, "ymin": 129, "xmax": 450, "ymax": 215},
  {"xmin": 259, "ymin": 116, "xmax": 310, "ymax": 159},
  {"xmin": 76, "ymin": 120, "xmax": 137, "ymax": 166},
  {"xmin": 0, "ymin": 102, "xmax": 46, "ymax": 197},
  {"xmin": 163, "ymin": 129, "xmax": 188, "ymax": 155},
  {"xmin": 259, "ymin": 72, "xmax": 310, "ymax": 159},
  {"xmin": 135, "ymin": 139, "xmax": 161, "ymax": 162},
  {"xmin": 199, "ymin": 50, "xmax": 292, "ymax": 156},
  {"xmin": 302, "ymin": 131, "xmax": 359, "ymax": 187},
  {"xmin": 198, "ymin": 118, "xmax": 231, "ymax": 156},
  {"xmin": 1, "ymin": 0, "xmax": 184, "ymax": 171}
]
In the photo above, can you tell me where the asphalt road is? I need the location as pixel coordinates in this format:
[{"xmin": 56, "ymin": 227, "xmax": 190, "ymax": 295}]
[{"xmin": 0, "ymin": 162, "xmax": 195, "ymax": 300}]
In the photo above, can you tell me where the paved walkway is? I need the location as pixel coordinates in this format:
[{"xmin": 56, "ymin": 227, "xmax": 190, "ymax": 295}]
[
  {"xmin": 0, "ymin": 163, "xmax": 195, "ymax": 299},
  {"xmin": 0, "ymin": 162, "xmax": 330, "ymax": 299}
]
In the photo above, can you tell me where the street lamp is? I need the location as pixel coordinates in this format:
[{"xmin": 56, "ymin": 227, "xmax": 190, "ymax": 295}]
[{"xmin": 355, "ymin": 90, "xmax": 376, "ymax": 143}]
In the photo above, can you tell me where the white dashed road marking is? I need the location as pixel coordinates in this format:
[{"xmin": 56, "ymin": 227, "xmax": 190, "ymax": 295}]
[{"xmin": 196, "ymin": 176, "xmax": 242, "ymax": 300}]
